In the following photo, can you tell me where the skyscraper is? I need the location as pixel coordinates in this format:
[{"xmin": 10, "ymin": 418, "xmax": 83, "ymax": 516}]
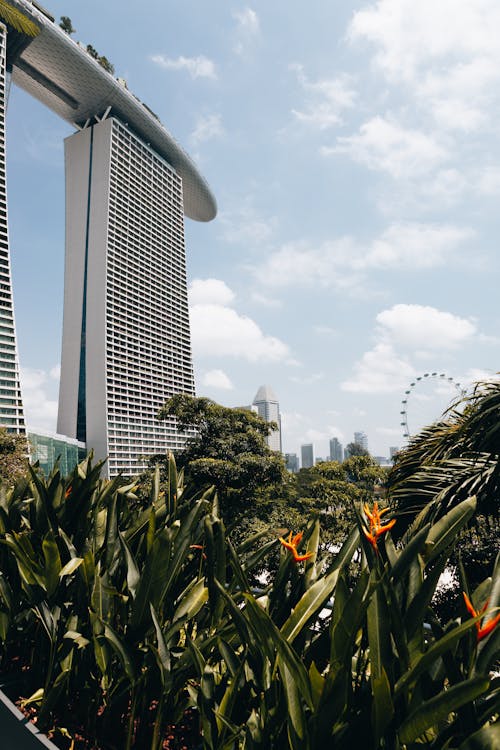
[
  {"xmin": 0, "ymin": 24, "xmax": 24, "ymax": 434},
  {"xmin": 57, "ymin": 117, "xmax": 200, "ymax": 476},
  {"xmin": 285, "ymin": 453, "xmax": 299, "ymax": 473},
  {"xmin": 301, "ymin": 443, "xmax": 314, "ymax": 469},
  {"xmin": 354, "ymin": 431, "xmax": 368, "ymax": 452},
  {"xmin": 0, "ymin": 2, "xmax": 216, "ymax": 475},
  {"xmin": 329, "ymin": 437, "xmax": 343, "ymax": 462},
  {"xmin": 252, "ymin": 385, "xmax": 282, "ymax": 452}
]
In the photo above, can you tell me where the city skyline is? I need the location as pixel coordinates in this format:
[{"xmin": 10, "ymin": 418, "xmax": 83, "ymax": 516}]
[{"xmin": 5, "ymin": 0, "xmax": 500, "ymax": 460}]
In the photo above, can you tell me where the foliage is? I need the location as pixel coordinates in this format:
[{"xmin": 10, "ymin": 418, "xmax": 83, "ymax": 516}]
[
  {"xmin": 0, "ymin": 426, "xmax": 29, "ymax": 483},
  {"xmin": 85, "ymin": 43, "xmax": 115, "ymax": 75},
  {"xmin": 155, "ymin": 395, "xmax": 286, "ymax": 527},
  {"xmin": 388, "ymin": 379, "xmax": 500, "ymax": 522},
  {"xmin": 0, "ymin": 0, "xmax": 39, "ymax": 36},
  {"xmin": 344, "ymin": 441, "xmax": 369, "ymax": 458},
  {"xmin": 0, "ymin": 454, "xmax": 497, "ymax": 748},
  {"xmin": 59, "ymin": 16, "xmax": 75, "ymax": 35}
]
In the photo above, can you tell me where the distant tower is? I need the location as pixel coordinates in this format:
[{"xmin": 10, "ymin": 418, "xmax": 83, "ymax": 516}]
[
  {"xmin": 329, "ymin": 437, "xmax": 343, "ymax": 462},
  {"xmin": 390, "ymin": 446, "xmax": 399, "ymax": 460},
  {"xmin": 301, "ymin": 443, "xmax": 314, "ymax": 469},
  {"xmin": 252, "ymin": 385, "xmax": 282, "ymax": 452},
  {"xmin": 285, "ymin": 453, "xmax": 299, "ymax": 473},
  {"xmin": 354, "ymin": 431, "xmax": 368, "ymax": 452}
]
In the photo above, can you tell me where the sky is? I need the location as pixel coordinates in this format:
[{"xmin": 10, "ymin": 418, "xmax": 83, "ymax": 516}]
[{"xmin": 7, "ymin": 0, "xmax": 500, "ymax": 461}]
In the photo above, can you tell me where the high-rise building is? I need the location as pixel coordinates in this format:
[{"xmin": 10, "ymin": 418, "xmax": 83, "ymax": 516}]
[
  {"xmin": 390, "ymin": 446, "xmax": 399, "ymax": 459},
  {"xmin": 0, "ymin": 3, "xmax": 216, "ymax": 475},
  {"xmin": 252, "ymin": 385, "xmax": 282, "ymax": 452},
  {"xmin": 57, "ymin": 118, "xmax": 201, "ymax": 476},
  {"xmin": 329, "ymin": 437, "xmax": 343, "ymax": 462},
  {"xmin": 285, "ymin": 453, "xmax": 299, "ymax": 473},
  {"xmin": 301, "ymin": 443, "xmax": 314, "ymax": 469},
  {"xmin": 0, "ymin": 24, "xmax": 25, "ymax": 434},
  {"xmin": 354, "ymin": 431, "xmax": 369, "ymax": 452}
]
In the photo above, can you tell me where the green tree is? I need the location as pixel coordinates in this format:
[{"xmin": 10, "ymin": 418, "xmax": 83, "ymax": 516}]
[
  {"xmin": 59, "ymin": 15, "xmax": 75, "ymax": 35},
  {"xmin": 388, "ymin": 378, "xmax": 500, "ymax": 521},
  {"xmin": 154, "ymin": 394, "xmax": 286, "ymax": 527},
  {"xmin": 0, "ymin": 426, "xmax": 28, "ymax": 483},
  {"xmin": 344, "ymin": 440, "xmax": 369, "ymax": 457},
  {"xmin": 98, "ymin": 55, "xmax": 115, "ymax": 75}
]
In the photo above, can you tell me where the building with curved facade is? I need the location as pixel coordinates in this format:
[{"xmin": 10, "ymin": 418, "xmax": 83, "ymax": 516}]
[{"xmin": 1, "ymin": 1, "xmax": 217, "ymax": 476}]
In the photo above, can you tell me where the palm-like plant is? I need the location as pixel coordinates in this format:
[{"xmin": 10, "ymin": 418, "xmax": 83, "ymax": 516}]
[
  {"xmin": 0, "ymin": 1, "xmax": 39, "ymax": 37},
  {"xmin": 387, "ymin": 378, "xmax": 500, "ymax": 525}
]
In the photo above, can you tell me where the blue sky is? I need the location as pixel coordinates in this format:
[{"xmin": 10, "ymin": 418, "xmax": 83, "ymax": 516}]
[{"xmin": 7, "ymin": 0, "xmax": 500, "ymax": 460}]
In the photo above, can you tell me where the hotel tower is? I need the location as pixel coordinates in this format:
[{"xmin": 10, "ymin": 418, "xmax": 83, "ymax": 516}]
[{"xmin": 1, "ymin": 1, "xmax": 216, "ymax": 476}]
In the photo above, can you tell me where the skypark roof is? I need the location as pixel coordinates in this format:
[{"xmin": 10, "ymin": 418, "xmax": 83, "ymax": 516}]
[{"xmin": 7, "ymin": 0, "xmax": 217, "ymax": 222}]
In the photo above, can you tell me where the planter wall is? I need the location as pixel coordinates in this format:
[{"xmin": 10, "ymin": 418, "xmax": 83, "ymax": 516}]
[{"xmin": 0, "ymin": 688, "xmax": 60, "ymax": 749}]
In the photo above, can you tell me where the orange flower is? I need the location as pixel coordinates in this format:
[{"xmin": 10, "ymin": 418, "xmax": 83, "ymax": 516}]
[
  {"xmin": 463, "ymin": 592, "xmax": 500, "ymax": 642},
  {"xmin": 65, "ymin": 486, "xmax": 72, "ymax": 499},
  {"xmin": 362, "ymin": 501, "xmax": 396, "ymax": 553},
  {"xmin": 278, "ymin": 531, "xmax": 313, "ymax": 563},
  {"xmin": 189, "ymin": 544, "xmax": 207, "ymax": 560}
]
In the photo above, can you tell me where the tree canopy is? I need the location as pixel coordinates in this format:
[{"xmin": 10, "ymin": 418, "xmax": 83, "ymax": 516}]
[
  {"xmin": 0, "ymin": 426, "xmax": 28, "ymax": 483},
  {"xmin": 155, "ymin": 395, "xmax": 286, "ymax": 526}
]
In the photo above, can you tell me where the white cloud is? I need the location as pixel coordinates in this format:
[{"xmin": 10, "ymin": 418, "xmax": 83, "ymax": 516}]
[
  {"xmin": 289, "ymin": 372, "xmax": 325, "ymax": 385},
  {"xmin": 189, "ymin": 278, "xmax": 235, "ymax": 306},
  {"xmin": 349, "ymin": 1, "xmax": 500, "ymax": 131},
  {"xmin": 233, "ymin": 8, "xmax": 260, "ymax": 55},
  {"xmin": 219, "ymin": 205, "xmax": 276, "ymax": 246},
  {"xmin": 290, "ymin": 64, "xmax": 357, "ymax": 129},
  {"xmin": 200, "ymin": 369, "xmax": 234, "ymax": 390},
  {"xmin": 189, "ymin": 278, "xmax": 290, "ymax": 363},
  {"xmin": 250, "ymin": 291, "xmax": 282, "ymax": 308},
  {"xmin": 150, "ymin": 54, "xmax": 216, "ymax": 79},
  {"xmin": 476, "ymin": 167, "xmax": 500, "ymax": 196},
  {"xmin": 326, "ymin": 116, "xmax": 448, "ymax": 179},
  {"xmin": 376, "ymin": 304, "xmax": 477, "ymax": 350},
  {"xmin": 191, "ymin": 114, "xmax": 224, "ymax": 145},
  {"xmin": 20, "ymin": 366, "xmax": 58, "ymax": 432},
  {"xmin": 252, "ymin": 222, "xmax": 470, "ymax": 290},
  {"xmin": 342, "ymin": 304, "xmax": 479, "ymax": 395},
  {"xmin": 191, "ymin": 304, "xmax": 289, "ymax": 361},
  {"xmin": 341, "ymin": 342, "xmax": 416, "ymax": 394},
  {"xmin": 233, "ymin": 7, "xmax": 260, "ymax": 34},
  {"xmin": 314, "ymin": 326, "xmax": 337, "ymax": 336}
]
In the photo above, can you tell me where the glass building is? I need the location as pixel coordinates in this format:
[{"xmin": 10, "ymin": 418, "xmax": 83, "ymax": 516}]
[{"xmin": 28, "ymin": 430, "xmax": 86, "ymax": 476}]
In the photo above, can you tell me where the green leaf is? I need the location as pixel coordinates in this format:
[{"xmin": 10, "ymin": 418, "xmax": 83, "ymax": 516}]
[
  {"xmin": 150, "ymin": 603, "xmax": 170, "ymax": 681},
  {"xmin": 372, "ymin": 667, "xmax": 394, "ymax": 744},
  {"xmin": 59, "ymin": 557, "xmax": 83, "ymax": 578},
  {"xmin": 423, "ymin": 497, "xmax": 477, "ymax": 562},
  {"xmin": 281, "ymin": 525, "xmax": 359, "ymax": 644},
  {"xmin": 399, "ymin": 677, "xmax": 490, "ymax": 744},
  {"xmin": 174, "ymin": 578, "xmax": 208, "ymax": 622},
  {"xmin": 395, "ymin": 617, "xmax": 484, "ymax": 697},
  {"xmin": 103, "ymin": 620, "xmax": 136, "ymax": 683},
  {"xmin": 282, "ymin": 660, "xmax": 309, "ymax": 750},
  {"xmin": 458, "ymin": 722, "xmax": 500, "ymax": 749},
  {"xmin": 389, "ymin": 524, "xmax": 430, "ymax": 583},
  {"xmin": 119, "ymin": 531, "xmax": 140, "ymax": 598}
]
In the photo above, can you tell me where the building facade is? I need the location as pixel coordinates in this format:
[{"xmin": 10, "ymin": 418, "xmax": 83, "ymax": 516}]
[
  {"xmin": 0, "ymin": 2, "xmax": 216, "ymax": 476},
  {"xmin": 0, "ymin": 24, "xmax": 25, "ymax": 435},
  {"xmin": 301, "ymin": 443, "xmax": 314, "ymax": 469},
  {"xmin": 285, "ymin": 452, "xmax": 299, "ymax": 473},
  {"xmin": 329, "ymin": 437, "xmax": 343, "ymax": 463},
  {"xmin": 354, "ymin": 431, "xmax": 369, "ymax": 452},
  {"xmin": 252, "ymin": 385, "xmax": 282, "ymax": 452},
  {"xmin": 57, "ymin": 117, "xmax": 196, "ymax": 476}
]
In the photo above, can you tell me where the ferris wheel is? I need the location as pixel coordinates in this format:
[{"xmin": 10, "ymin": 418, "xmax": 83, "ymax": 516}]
[{"xmin": 400, "ymin": 372, "xmax": 467, "ymax": 440}]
